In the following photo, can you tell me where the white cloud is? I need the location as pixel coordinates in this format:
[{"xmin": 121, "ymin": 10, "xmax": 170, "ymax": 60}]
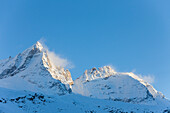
[
  {"xmin": 47, "ymin": 51, "xmax": 73, "ymax": 68},
  {"xmin": 38, "ymin": 38, "xmax": 74, "ymax": 69},
  {"xmin": 139, "ymin": 75, "xmax": 155, "ymax": 84}
]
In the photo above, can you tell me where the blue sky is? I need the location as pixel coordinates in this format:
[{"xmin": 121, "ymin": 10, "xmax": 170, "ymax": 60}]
[{"xmin": 0, "ymin": 0, "xmax": 170, "ymax": 98}]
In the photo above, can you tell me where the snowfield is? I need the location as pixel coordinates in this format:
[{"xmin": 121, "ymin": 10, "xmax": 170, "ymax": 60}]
[
  {"xmin": 0, "ymin": 87, "xmax": 170, "ymax": 113},
  {"xmin": 0, "ymin": 42, "xmax": 170, "ymax": 113}
]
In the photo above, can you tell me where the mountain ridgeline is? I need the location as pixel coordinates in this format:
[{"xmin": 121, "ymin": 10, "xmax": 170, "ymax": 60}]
[{"xmin": 0, "ymin": 42, "xmax": 169, "ymax": 113}]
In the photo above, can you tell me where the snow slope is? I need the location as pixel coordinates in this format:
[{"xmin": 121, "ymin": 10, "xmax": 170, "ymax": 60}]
[
  {"xmin": 0, "ymin": 42, "xmax": 73, "ymax": 95},
  {"xmin": 0, "ymin": 87, "xmax": 170, "ymax": 113}
]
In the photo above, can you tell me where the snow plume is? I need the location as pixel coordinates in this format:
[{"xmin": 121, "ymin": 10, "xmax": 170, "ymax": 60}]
[
  {"xmin": 139, "ymin": 75, "xmax": 155, "ymax": 84},
  {"xmin": 47, "ymin": 51, "xmax": 73, "ymax": 68},
  {"xmin": 105, "ymin": 64, "xmax": 117, "ymax": 72},
  {"xmin": 38, "ymin": 38, "xmax": 74, "ymax": 68},
  {"xmin": 130, "ymin": 68, "xmax": 155, "ymax": 84}
]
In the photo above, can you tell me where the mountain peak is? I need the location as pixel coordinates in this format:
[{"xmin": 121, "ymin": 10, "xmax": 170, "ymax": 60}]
[
  {"xmin": 33, "ymin": 41, "xmax": 44, "ymax": 52},
  {"xmin": 81, "ymin": 66, "xmax": 116, "ymax": 82},
  {"xmin": 73, "ymin": 66, "xmax": 165, "ymax": 103},
  {"xmin": 0, "ymin": 41, "xmax": 73, "ymax": 95}
]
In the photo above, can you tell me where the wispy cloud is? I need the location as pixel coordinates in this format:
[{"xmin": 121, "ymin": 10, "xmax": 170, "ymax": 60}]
[
  {"xmin": 139, "ymin": 75, "xmax": 155, "ymax": 84},
  {"xmin": 130, "ymin": 68, "xmax": 155, "ymax": 84},
  {"xmin": 38, "ymin": 38, "xmax": 74, "ymax": 69}
]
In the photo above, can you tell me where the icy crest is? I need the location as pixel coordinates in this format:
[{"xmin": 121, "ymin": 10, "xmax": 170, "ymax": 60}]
[
  {"xmin": 34, "ymin": 41, "xmax": 44, "ymax": 51},
  {"xmin": 82, "ymin": 66, "xmax": 116, "ymax": 82}
]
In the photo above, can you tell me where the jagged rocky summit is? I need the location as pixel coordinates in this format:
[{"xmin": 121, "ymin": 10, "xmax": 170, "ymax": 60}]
[{"xmin": 0, "ymin": 41, "xmax": 73, "ymax": 95}]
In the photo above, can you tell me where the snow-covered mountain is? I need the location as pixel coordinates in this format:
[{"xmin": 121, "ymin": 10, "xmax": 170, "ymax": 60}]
[
  {"xmin": 0, "ymin": 42, "xmax": 170, "ymax": 113},
  {"xmin": 0, "ymin": 42, "xmax": 73, "ymax": 95},
  {"xmin": 72, "ymin": 66, "xmax": 165, "ymax": 104}
]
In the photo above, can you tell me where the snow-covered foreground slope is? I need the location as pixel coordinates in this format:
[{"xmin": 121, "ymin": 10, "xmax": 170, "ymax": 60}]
[
  {"xmin": 0, "ymin": 42, "xmax": 73, "ymax": 95},
  {"xmin": 0, "ymin": 87, "xmax": 170, "ymax": 113},
  {"xmin": 72, "ymin": 66, "xmax": 165, "ymax": 104}
]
